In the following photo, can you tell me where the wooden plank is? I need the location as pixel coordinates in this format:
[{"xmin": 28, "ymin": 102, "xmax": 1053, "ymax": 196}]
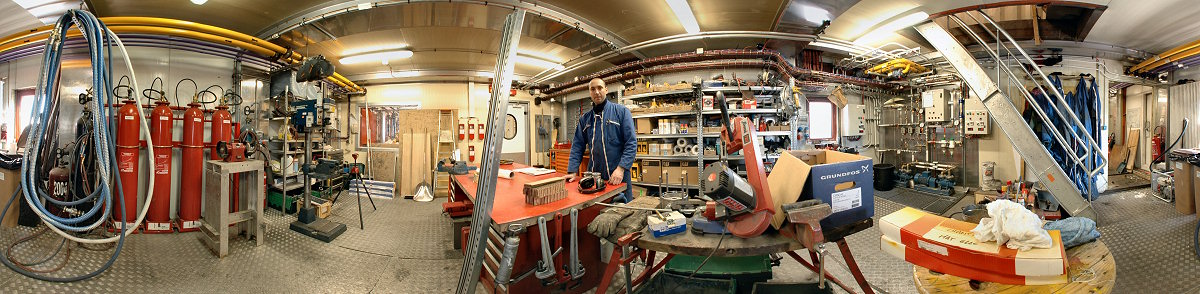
[{"xmin": 1126, "ymin": 129, "xmax": 1140, "ymax": 168}]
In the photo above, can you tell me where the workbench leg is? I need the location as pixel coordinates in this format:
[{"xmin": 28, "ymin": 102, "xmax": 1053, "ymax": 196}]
[
  {"xmin": 219, "ymin": 178, "xmax": 230, "ymax": 258},
  {"xmin": 254, "ymin": 171, "xmax": 264, "ymax": 246},
  {"xmin": 786, "ymin": 251, "xmax": 856, "ymax": 294},
  {"xmin": 596, "ymin": 243, "xmax": 626, "ymax": 294},
  {"xmin": 837, "ymin": 239, "xmax": 874, "ymax": 294}
]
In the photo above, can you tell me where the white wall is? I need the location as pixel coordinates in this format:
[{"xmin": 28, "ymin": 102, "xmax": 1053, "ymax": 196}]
[{"xmin": 354, "ymin": 82, "xmax": 555, "ymax": 167}]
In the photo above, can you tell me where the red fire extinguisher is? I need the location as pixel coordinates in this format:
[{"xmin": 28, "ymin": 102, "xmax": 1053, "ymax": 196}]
[
  {"xmin": 458, "ymin": 123, "xmax": 466, "ymax": 140},
  {"xmin": 469, "ymin": 146, "xmax": 476, "ymax": 162},
  {"xmin": 468, "ymin": 123, "xmax": 476, "ymax": 140},
  {"xmin": 1152, "ymin": 126, "xmax": 1165, "ymax": 160},
  {"xmin": 179, "ymin": 100, "xmax": 204, "ymax": 232},
  {"xmin": 478, "ymin": 123, "xmax": 485, "ymax": 140},
  {"xmin": 115, "ymin": 99, "xmax": 140, "ymax": 231},
  {"xmin": 146, "ymin": 99, "xmax": 173, "ymax": 233}
]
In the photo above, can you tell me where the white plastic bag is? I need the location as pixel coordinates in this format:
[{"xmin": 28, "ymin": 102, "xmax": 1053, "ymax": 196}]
[{"xmin": 970, "ymin": 200, "xmax": 1052, "ymax": 251}]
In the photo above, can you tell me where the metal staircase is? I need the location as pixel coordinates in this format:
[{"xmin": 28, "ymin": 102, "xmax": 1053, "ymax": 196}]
[{"xmin": 914, "ymin": 10, "xmax": 1105, "ymax": 220}]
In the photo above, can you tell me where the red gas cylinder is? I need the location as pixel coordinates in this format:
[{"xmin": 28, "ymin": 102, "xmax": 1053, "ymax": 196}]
[
  {"xmin": 178, "ymin": 102, "xmax": 204, "ymax": 232},
  {"xmin": 210, "ymin": 104, "xmax": 237, "ymax": 214},
  {"xmin": 146, "ymin": 100, "xmax": 173, "ymax": 233},
  {"xmin": 114, "ymin": 99, "xmax": 140, "ymax": 230},
  {"xmin": 210, "ymin": 105, "xmax": 232, "ymax": 159}
]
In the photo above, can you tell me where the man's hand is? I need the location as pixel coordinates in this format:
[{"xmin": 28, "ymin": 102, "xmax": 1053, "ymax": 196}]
[
  {"xmin": 564, "ymin": 173, "xmax": 577, "ymax": 183},
  {"xmin": 609, "ymin": 167, "xmax": 624, "ymax": 185}
]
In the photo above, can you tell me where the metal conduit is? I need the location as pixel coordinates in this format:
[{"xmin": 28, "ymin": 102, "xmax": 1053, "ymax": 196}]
[{"xmin": 540, "ymin": 49, "xmax": 893, "ymax": 98}]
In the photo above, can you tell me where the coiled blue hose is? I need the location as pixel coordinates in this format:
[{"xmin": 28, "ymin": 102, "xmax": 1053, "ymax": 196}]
[{"xmin": 0, "ymin": 10, "xmax": 132, "ymax": 282}]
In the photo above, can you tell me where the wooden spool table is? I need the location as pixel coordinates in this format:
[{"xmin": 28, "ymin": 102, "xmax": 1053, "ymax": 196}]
[{"xmin": 913, "ymin": 240, "xmax": 1116, "ymax": 293}]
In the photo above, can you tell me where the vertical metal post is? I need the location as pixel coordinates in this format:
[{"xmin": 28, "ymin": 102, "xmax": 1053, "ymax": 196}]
[{"xmin": 457, "ymin": 9, "xmax": 525, "ymax": 294}]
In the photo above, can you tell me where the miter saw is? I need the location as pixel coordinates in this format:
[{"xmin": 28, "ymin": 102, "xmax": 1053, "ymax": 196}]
[{"xmin": 696, "ymin": 91, "xmax": 779, "ymax": 238}]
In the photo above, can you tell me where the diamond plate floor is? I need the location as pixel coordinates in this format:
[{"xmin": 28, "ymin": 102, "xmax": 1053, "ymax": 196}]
[{"xmin": 1, "ymin": 188, "xmax": 1197, "ymax": 293}]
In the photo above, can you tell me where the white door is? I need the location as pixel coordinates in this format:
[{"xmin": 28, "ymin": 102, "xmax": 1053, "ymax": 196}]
[{"xmin": 501, "ymin": 102, "xmax": 529, "ymax": 165}]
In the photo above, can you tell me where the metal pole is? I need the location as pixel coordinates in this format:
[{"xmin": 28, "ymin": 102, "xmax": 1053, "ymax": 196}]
[{"xmin": 457, "ymin": 9, "xmax": 525, "ymax": 294}]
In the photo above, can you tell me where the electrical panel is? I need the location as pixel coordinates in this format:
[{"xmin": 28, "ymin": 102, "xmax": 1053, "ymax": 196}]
[
  {"xmin": 964, "ymin": 96, "xmax": 989, "ymax": 135},
  {"xmin": 922, "ymin": 89, "xmax": 948, "ymax": 122},
  {"xmin": 841, "ymin": 104, "xmax": 866, "ymax": 137}
]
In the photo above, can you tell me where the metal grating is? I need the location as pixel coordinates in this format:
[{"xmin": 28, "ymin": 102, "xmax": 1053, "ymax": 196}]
[{"xmin": 1, "ymin": 189, "xmax": 1198, "ymax": 293}]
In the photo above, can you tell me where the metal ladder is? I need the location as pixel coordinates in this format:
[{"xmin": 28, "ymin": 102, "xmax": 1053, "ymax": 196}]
[
  {"xmin": 433, "ymin": 110, "xmax": 456, "ymax": 198},
  {"xmin": 914, "ymin": 10, "xmax": 1104, "ymax": 220}
]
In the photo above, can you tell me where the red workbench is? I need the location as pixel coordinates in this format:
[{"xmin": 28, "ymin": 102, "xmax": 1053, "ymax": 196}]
[{"xmin": 447, "ymin": 163, "xmax": 625, "ymax": 294}]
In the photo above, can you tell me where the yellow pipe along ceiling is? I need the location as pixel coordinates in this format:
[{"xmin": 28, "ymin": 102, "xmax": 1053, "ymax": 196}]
[{"xmin": 0, "ymin": 17, "xmax": 362, "ymax": 92}]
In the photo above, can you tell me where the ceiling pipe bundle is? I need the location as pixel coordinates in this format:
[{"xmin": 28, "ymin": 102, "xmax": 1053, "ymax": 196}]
[
  {"xmin": 0, "ymin": 17, "xmax": 362, "ymax": 92},
  {"xmin": 0, "ymin": 35, "xmax": 280, "ymax": 70},
  {"xmin": 1130, "ymin": 37, "xmax": 1200, "ymax": 73},
  {"xmin": 539, "ymin": 49, "xmax": 894, "ymax": 98}
]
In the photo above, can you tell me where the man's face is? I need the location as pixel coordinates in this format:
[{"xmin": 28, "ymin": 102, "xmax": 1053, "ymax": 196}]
[{"xmin": 589, "ymin": 81, "xmax": 607, "ymax": 105}]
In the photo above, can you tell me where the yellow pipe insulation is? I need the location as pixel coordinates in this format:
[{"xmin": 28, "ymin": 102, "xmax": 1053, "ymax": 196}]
[{"xmin": 0, "ymin": 17, "xmax": 363, "ymax": 92}]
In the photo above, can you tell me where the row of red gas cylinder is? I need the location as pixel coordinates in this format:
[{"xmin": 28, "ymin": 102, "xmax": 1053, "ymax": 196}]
[{"xmin": 112, "ymin": 98, "xmax": 234, "ymax": 233}]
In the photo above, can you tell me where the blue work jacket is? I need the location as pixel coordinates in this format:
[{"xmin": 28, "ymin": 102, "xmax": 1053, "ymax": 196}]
[{"xmin": 567, "ymin": 101, "xmax": 637, "ymax": 200}]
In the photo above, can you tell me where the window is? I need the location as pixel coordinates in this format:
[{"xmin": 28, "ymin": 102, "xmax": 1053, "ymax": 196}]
[
  {"xmin": 808, "ymin": 100, "xmax": 836, "ymax": 140},
  {"xmin": 15, "ymin": 88, "xmax": 34, "ymax": 140}
]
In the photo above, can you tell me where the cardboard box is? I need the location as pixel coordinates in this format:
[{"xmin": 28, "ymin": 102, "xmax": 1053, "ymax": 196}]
[
  {"xmin": 766, "ymin": 150, "xmax": 873, "ymax": 230},
  {"xmin": 636, "ymin": 118, "xmax": 653, "ymax": 134},
  {"xmin": 1194, "ymin": 165, "xmax": 1200, "ymax": 214},
  {"xmin": 664, "ymin": 161, "xmax": 683, "ymax": 185},
  {"xmin": 1171, "ymin": 149, "xmax": 1199, "ymax": 214},
  {"xmin": 648, "ymin": 144, "xmax": 661, "ymax": 156},
  {"xmin": 641, "ymin": 160, "xmax": 662, "ymax": 183},
  {"xmin": 879, "ymin": 207, "xmax": 1067, "ymax": 277},
  {"xmin": 681, "ymin": 161, "xmax": 699, "ymax": 186},
  {"xmin": 0, "ymin": 169, "xmax": 18, "ymax": 228},
  {"xmin": 880, "ymin": 235, "xmax": 1068, "ymax": 285}
]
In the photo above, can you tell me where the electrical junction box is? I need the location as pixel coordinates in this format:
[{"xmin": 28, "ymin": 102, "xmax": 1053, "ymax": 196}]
[
  {"xmin": 922, "ymin": 89, "xmax": 948, "ymax": 122},
  {"xmin": 841, "ymin": 104, "xmax": 866, "ymax": 137},
  {"xmin": 964, "ymin": 96, "xmax": 989, "ymax": 135}
]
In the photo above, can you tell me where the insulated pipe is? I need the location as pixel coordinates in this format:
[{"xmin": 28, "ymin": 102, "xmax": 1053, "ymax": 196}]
[
  {"xmin": 1131, "ymin": 39, "xmax": 1200, "ymax": 72},
  {"xmin": 0, "ymin": 17, "xmax": 364, "ymax": 92}
]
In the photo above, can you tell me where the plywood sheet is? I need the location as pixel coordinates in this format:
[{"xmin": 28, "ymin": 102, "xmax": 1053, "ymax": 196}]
[
  {"xmin": 367, "ymin": 148, "xmax": 399, "ymax": 199},
  {"xmin": 1126, "ymin": 129, "xmax": 1140, "ymax": 167}
]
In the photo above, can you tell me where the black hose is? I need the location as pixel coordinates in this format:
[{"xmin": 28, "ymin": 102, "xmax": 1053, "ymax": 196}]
[
  {"xmin": 141, "ymin": 77, "xmax": 167, "ymax": 104},
  {"xmin": 175, "ymin": 78, "xmax": 198, "ymax": 104},
  {"xmin": 1152, "ymin": 119, "xmax": 1188, "ymax": 171}
]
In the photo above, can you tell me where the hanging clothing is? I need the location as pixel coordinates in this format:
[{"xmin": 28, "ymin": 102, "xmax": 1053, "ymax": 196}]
[{"xmin": 568, "ymin": 100, "xmax": 637, "ymax": 202}]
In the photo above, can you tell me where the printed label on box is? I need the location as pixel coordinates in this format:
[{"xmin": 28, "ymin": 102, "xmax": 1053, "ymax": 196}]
[
  {"xmin": 830, "ymin": 187, "xmax": 862, "ymax": 213},
  {"xmin": 917, "ymin": 239, "xmax": 949, "ymax": 256}
]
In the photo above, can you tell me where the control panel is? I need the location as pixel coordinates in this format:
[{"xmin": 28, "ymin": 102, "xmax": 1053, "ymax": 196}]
[
  {"xmin": 964, "ymin": 96, "xmax": 989, "ymax": 135},
  {"xmin": 841, "ymin": 104, "xmax": 866, "ymax": 137},
  {"xmin": 922, "ymin": 89, "xmax": 948, "ymax": 122}
]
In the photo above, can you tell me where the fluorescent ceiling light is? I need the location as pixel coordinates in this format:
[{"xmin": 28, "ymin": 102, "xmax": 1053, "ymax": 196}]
[
  {"xmin": 191, "ymin": 0, "xmax": 207, "ymax": 4},
  {"xmin": 340, "ymin": 50, "xmax": 413, "ymax": 65},
  {"xmin": 853, "ymin": 11, "xmax": 928, "ymax": 45},
  {"xmin": 514, "ymin": 55, "xmax": 565, "ymax": 70},
  {"xmin": 343, "ymin": 44, "xmax": 409, "ymax": 56},
  {"xmin": 799, "ymin": 5, "xmax": 831, "ymax": 24},
  {"xmin": 664, "ymin": 0, "xmax": 700, "ymax": 34}
]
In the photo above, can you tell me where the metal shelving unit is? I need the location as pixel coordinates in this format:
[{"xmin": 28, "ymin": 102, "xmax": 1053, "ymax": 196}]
[{"xmin": 625, "ymin": 83, "xmax": 792, "ymax": 191}]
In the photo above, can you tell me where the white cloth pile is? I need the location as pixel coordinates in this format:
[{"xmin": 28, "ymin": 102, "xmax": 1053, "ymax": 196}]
[{"xmin": 970, "ymin": 200, "xmax": 1052, "ymax": 251}]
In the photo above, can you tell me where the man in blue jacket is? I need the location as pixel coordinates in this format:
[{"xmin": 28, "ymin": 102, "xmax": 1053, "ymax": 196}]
[{"xmin": 567, "ymin": 78, "xmax": 637, "ymax": 202}]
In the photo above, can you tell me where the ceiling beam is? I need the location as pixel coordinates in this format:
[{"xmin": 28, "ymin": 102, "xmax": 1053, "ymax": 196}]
[{"xmin": 1073, "ymin": 6, "xmax": 1104, "ymax": 41}]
